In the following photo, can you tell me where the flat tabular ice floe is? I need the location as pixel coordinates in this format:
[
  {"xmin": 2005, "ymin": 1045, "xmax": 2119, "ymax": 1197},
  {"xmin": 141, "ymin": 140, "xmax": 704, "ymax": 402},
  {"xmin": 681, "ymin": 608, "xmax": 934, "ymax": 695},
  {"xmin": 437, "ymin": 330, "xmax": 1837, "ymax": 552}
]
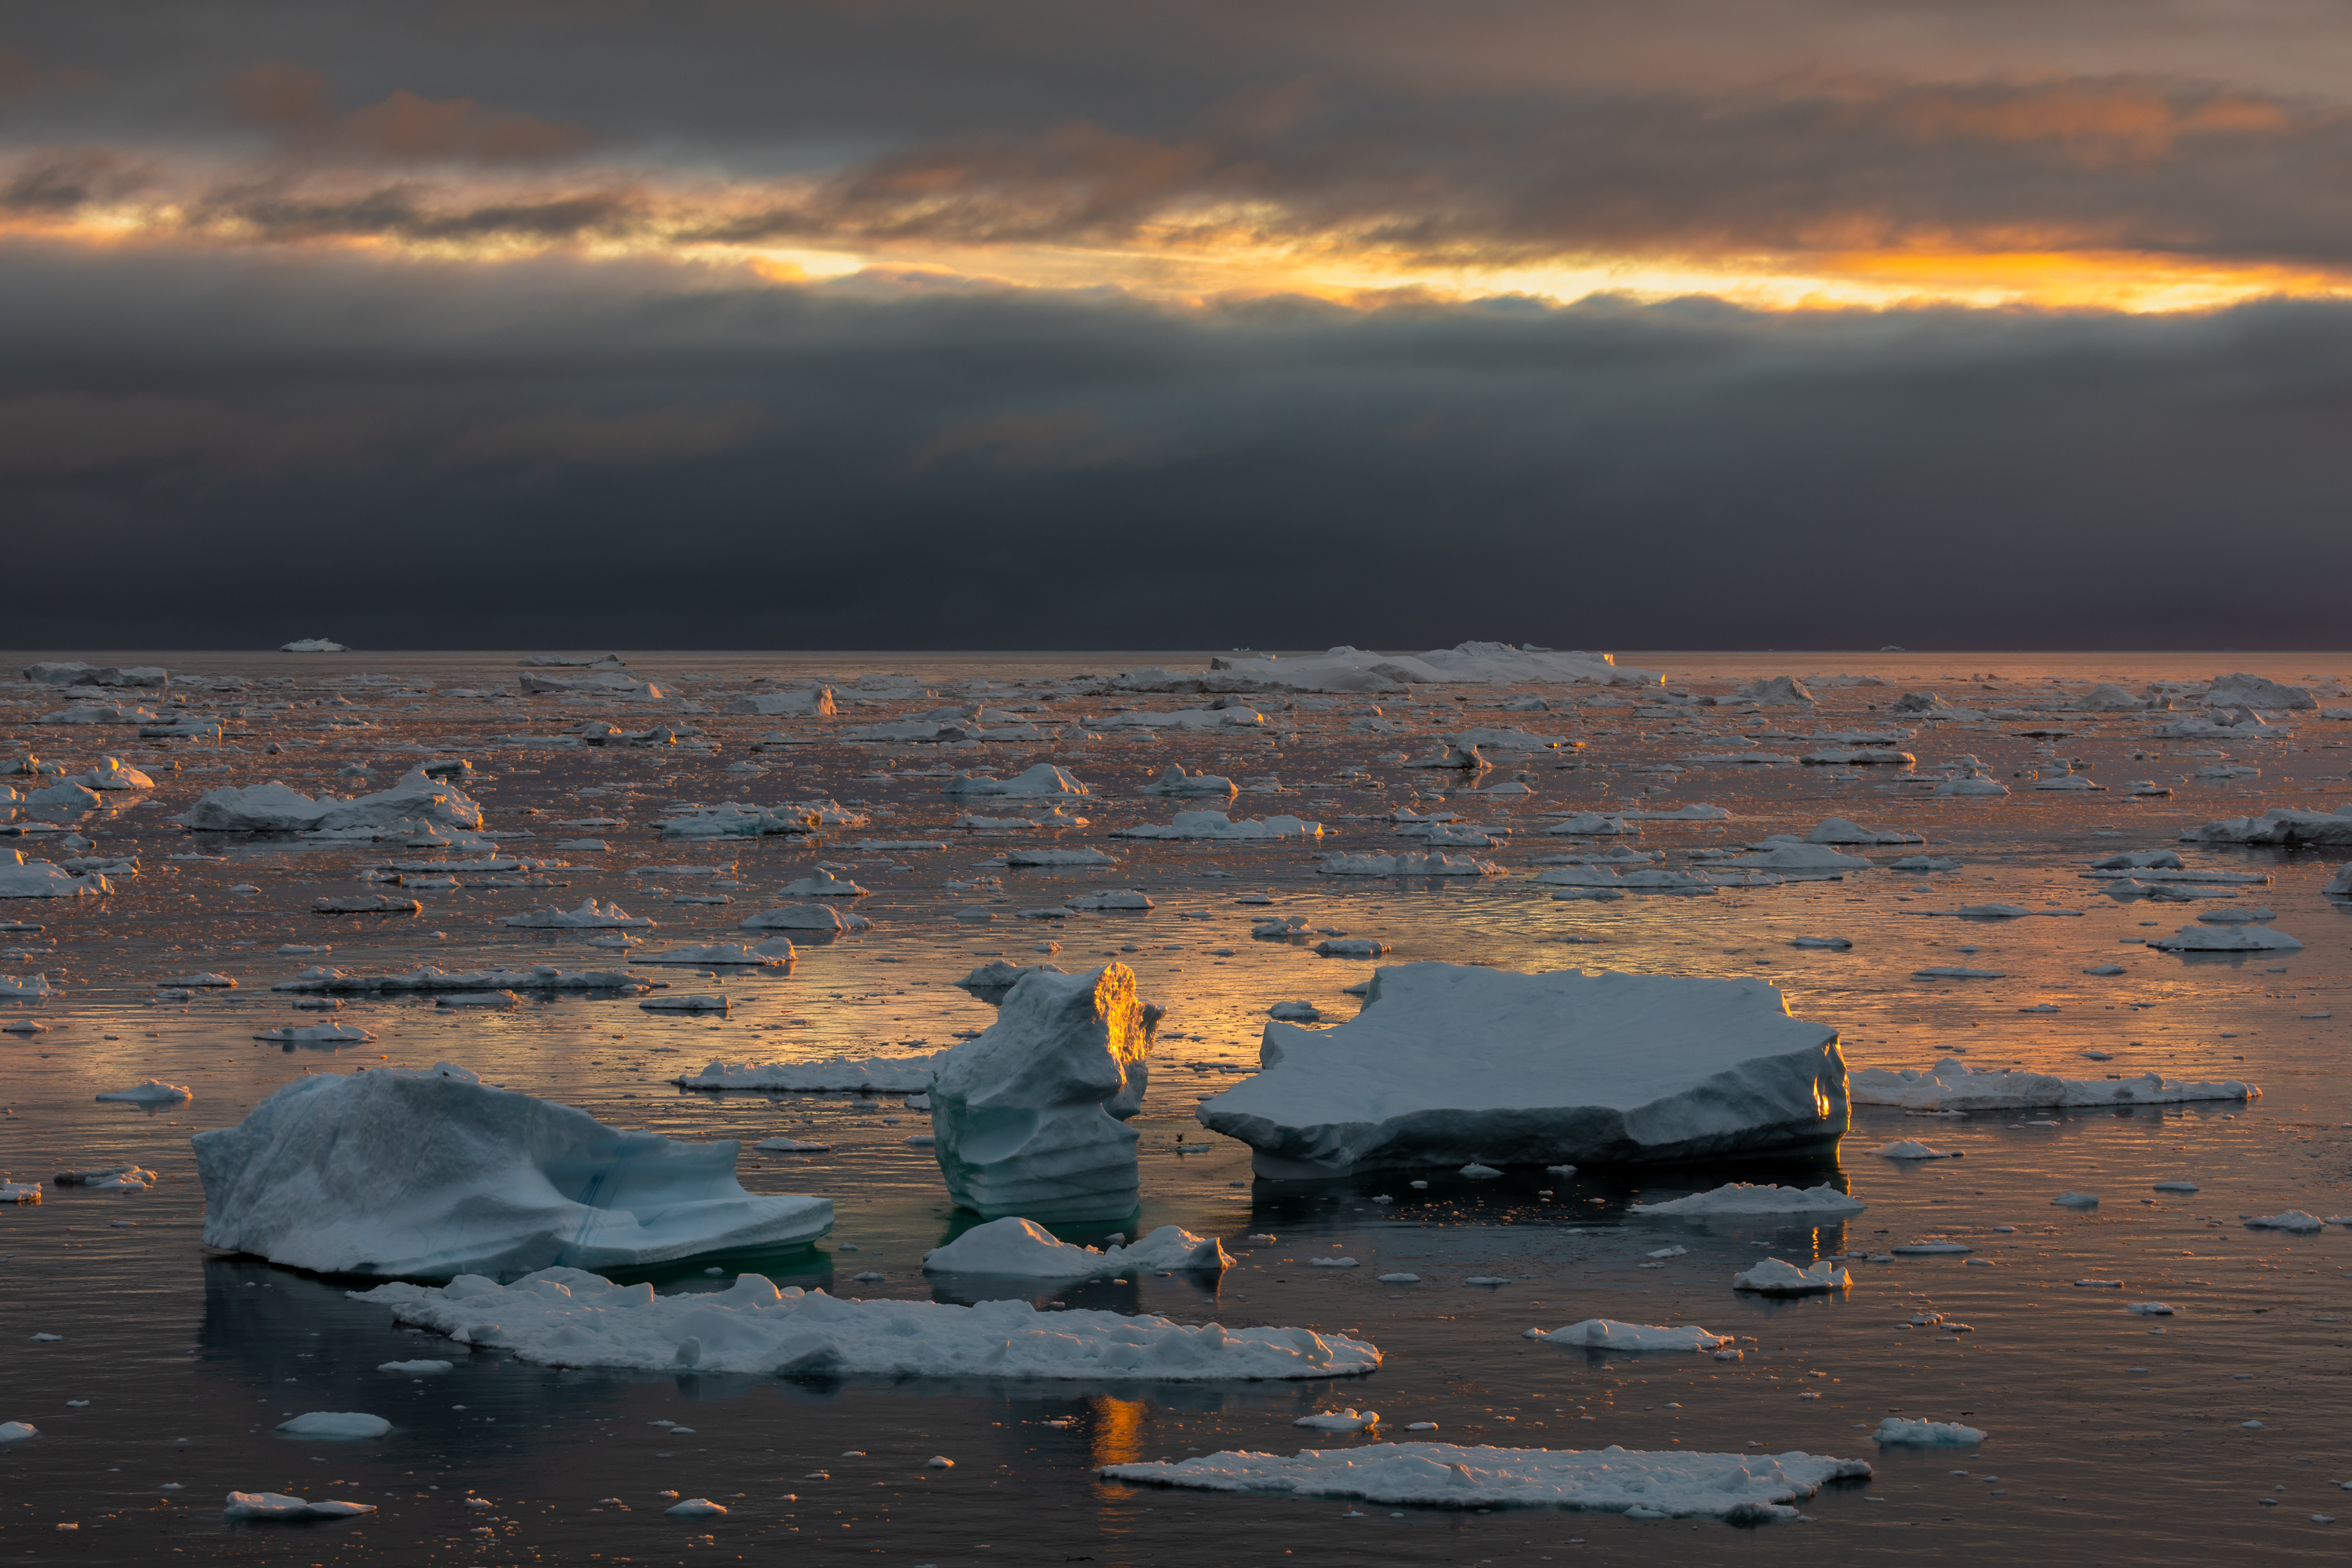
[
  {"xmin": 1101, "ymin": 1441, "xmax": 1865, "ymax": 1520},
  {"xmin": 1851, "ymin": 1058, "xmax": 2258, "ymax": 1111},
  {"xmin": 276, "ymin": 1412, "xmax": 391, "ymax": 1439},
  {"xmin": 633, "ymin": 940, "xmax": 794, "ymax": 967},
  {"xmin": 253, "ymin": 1023, "xmax": 377, "ymax": 1045},
  {"xmin": 1113, "ymin": 811, "xmax": 1324, "ymax": 841},
  {"xmin": 1631, "ymin": 1182, "xmax": 1864, "ymax": 1216},
  {"xmin": 741, "ymin": 904, "xmax": 872, "ymax": 932},
  {"xmin": 930, "ymin": 965, "xmax": 1152, "ymax": 1222},
  {"xmin": 673, "ymin": 1054, "xmax": 939, "ymax": 1093},
  {"xmin": 921, "ymin": 1217, "xmax": 1231, "ymax": 1277},
  {"xmin": 194, "ymin": 1062, "xmax": 831, "ymax": 1279},
  {"xmin": 776, "ymin": 870, "xmax": 867, "ymax": 897},
  {"xmin": 1195, "ymin": 963, "xmax": 1847, "ymax": 1177},
  {"xmin": 355, "ymin": 1266, "xmax": 1375, "ymax": 1380},
  {"xmin": 1523, "ymin": 1320, "xmax": 1732, "ymax": 1351},
  {"xmin": 2180, "ymin": 805, "xmax": 2352, "ymax": 846}
]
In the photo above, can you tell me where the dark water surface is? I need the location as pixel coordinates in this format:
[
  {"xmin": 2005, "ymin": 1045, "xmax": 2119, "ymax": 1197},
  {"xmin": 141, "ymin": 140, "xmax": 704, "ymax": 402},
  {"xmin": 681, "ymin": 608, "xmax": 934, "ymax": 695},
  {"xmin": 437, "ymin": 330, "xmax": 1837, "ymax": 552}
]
[{"xmin": 4, "ymin": 649, "xmax": 2352, "ymax": 1564}]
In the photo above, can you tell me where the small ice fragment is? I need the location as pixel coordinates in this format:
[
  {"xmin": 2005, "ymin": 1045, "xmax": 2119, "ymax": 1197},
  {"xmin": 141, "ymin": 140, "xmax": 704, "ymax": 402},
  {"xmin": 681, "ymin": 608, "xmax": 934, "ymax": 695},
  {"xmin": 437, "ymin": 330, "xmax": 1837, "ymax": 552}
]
[
  {"xmin": 275, "ymin": 1413, "xmax": 391, "ymax": 1439},
  {"xmin": 1875, "ymin": 1418, "xmax": 1984, "ymax": 1446},
  {"xmin": 1294, "ymin": 1409, "xmax": 1378, "ymax": 1432},
  {"xmin": 665, "ymin": 1498, "xmax": 727, "ymax": 1517},
  {"xmin": 2052, "ymin": 1192, "xmax": 2100, "ymax": 1209},
  {"xmin": 1311, "ymin": 1256, "xmax": 1360, "ymax": 1268},
  {"xmin": 1378, "ymin": 1273, "xmax": 1420, "ymax": 1283}
]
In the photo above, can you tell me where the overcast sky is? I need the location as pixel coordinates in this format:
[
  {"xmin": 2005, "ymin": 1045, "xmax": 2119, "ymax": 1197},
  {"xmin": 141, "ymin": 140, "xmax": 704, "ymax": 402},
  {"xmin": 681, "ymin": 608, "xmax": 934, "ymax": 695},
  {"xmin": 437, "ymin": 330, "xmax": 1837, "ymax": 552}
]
[{"xmin": 6, "ymin": 2, "xmax": 2350, "ymax": 650}]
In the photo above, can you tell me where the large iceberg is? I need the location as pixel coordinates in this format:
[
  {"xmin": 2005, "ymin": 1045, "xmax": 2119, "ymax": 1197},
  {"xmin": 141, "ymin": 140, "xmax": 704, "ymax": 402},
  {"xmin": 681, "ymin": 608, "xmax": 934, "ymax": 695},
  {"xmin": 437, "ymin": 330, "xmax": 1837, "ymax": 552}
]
[
  {"xmin": 194, "ymin": 1063, "xmax": 831, "ymax": 1280},
  {"xmin": 1102, "ymin": 1442, "xmax": 1867, "ymax": 1520},
  {"xmin": 1196, "ymin": 963, "xmax": 1846, "ymax": 1177},
  {"xmin": 354, "ymin": 1266, "xmax": 1376, "ymax": 1380},
  {"xmin": 929, "ymin": 965, "xmax": 1152, "ymax": 1222},
  {"xmin": 176, "ymin": 768, "xmax": 482, "ymax": 835},
  {"xmin": 1850, "ymin": 1058, "xmax": 2258, "ymax": 1111}
]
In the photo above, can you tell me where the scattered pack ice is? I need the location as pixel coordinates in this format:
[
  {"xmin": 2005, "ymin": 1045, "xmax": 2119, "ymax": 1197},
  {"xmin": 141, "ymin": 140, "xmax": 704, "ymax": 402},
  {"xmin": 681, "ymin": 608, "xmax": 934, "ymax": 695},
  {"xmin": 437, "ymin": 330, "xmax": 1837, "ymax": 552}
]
[
  {"xmin": 354, "ymin": 1266, "xmax": 1378, "ymax": 1380},
  {"xmin": 193, "ymin": 1062, "xmax": 832, "ymax": 1279},
  {"xmin": 1196, "ymin": 963, "xmax": 1846, "ymax": 1177}
]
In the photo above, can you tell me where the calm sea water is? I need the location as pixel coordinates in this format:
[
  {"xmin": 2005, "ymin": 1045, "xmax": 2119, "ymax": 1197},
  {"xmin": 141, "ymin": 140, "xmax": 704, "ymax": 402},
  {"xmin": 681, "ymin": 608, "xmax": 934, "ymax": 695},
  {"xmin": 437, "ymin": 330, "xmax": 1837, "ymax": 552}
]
[{"xmin": 4, "ymin": 648, "xmax": 2350, "ymax": 1564}]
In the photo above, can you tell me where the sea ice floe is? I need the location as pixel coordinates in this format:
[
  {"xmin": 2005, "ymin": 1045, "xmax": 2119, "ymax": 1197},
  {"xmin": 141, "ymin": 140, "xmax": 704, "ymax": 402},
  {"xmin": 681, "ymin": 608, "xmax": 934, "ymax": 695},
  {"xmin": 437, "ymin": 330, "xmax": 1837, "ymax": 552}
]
[
  {"xmin": 0, "ymin": 852, "xmax": 111, "ymax": 899},
  {"xmin": 274, "ymin": 965, "xmax": 653, "ymax": 995},
  {"xmin": 922, "ymin": 1217, "xmax": 1231, "ymax": 1278},
  {"xmin": 1294, "ymin": 1409, "xmax": 1379, "ymax": 1431},
  {"xmin": 1197, "ymin": 963, "xmax": 1845, "ymax": 1177},
  {"xmin": 944, "ymin": 764, "xmax": 1089, "ymax": 798},
  {"xmin": 194, "ymin": 1062, "xmax": 831, "ymax": 1279},
  {"xmin": 776, "ymin": 870, "xmax": 869, "ymax": 897},
  {"xmin": 930, "ymin": 965, "xmax": 1153, "ymax": 1222},
  {"xmin": 1874, "ymin": 1140, "xmax": 1952, "ymax": 1159},
  {"xmin": 355, "ymin": 1266, "xmax": 1377, "ymax": 1380},
  {"xmin": 276, "ymin": 1413, "xmax": 391, "ymax": 1439},
  {"xmin": 1850, "ymin": 1059, "xmax": 2257, "ymax": 1112},
  {"xmin": 2245, "ymin": 1210, "xmax": 2325, "ymax": 1233},
  {"xmin": 1139, "ymin": 766, "xmax": 1238, "ymax": 797},
  {"xmin": 1114, "ymin": 811, "xmax": 1324, "ymax": 841},
  {"xmin": 1100, "ymin": 1441, "xmax": 1867, "ymax": 1520},
  {"xmin": 1631, "ymin": 1182, "xmax": 1864, "ymax": 1216},
  {"xmin": 2148, "ymin": 923, "xmax": 2304, "ymax": 952},
  {"xmin": 2051, "ymin": 1192, "xmax": 2100, "ymax": 1209},
  {"xmin": 222, "ymin": 1491, "xmax": 375, "ymax": 1520},
  {"xmin": 500, "ymin": 899, "xmax": 653, "ymax": 929},
  {"xmin": 0, "ymin": 1422, "xmax": 35, "ymax": 1442},
  {"xmin": 1732, "ymin": 1258, "xmax": 1849, "ymax": 1294},
  {"xmin": 633, "ymin": 941, "xmax": 795, "ymax": 967},
  {"xmin": 94, "ymin": 1080, "xmax": 191, "ymax": 1104},
  {"xmin": 1523, "ymin": 1320, "xmax": 1732, "ymax": 1352},
  {"xmin": 675, "ymin": 1055, "xmax": 938, "ymax": 1093},
  {"xmin": 377, "ymin": 1359, "xmax": 453, "ymax": 1374},
  {"xmin": 253, "ymin": 1023, "xmax": 378, "ymax": 1045},
  {"xmin": 1873, "ymin": 1419, "xmax": 1984, "ymax": 1447},
  {"xmin": 177, "ymin": 767, "xmax": 481, "ymax": 835},
  {"xmin": 1317, "ymin": 852, "xmax": 1502, "ymax": 877},
  {"xmin": 741, "ymin": 904, "xmax": 874, "ymax": 933},
  {"xmin": 2180, "ymin": 806, "xmax": 2352, "ymax": 846}
]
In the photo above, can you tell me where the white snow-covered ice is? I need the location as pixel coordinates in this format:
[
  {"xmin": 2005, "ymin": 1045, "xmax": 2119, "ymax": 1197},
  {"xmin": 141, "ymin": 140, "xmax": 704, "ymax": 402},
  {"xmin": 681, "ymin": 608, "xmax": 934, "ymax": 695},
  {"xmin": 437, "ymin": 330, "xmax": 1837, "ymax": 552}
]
[{"xmin": 921, "ymin": 1217, "xmax": 1231, "ymax": 1277}]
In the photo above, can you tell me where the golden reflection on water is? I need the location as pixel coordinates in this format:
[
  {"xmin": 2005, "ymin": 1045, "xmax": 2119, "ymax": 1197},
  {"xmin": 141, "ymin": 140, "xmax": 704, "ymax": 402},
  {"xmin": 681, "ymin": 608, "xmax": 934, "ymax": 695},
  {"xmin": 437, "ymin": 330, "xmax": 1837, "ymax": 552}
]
[{"xmin": 1086, "ymin": 1394, "xmax": 1149, "ymax": 1468}]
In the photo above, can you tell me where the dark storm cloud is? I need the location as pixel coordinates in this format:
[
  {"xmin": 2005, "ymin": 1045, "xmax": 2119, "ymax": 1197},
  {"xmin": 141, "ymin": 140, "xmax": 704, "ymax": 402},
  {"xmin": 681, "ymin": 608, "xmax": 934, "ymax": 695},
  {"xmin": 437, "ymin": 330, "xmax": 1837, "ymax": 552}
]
[{"xmin": 3, "ymin": 241, "xmax": 2348, "ymax": 652}]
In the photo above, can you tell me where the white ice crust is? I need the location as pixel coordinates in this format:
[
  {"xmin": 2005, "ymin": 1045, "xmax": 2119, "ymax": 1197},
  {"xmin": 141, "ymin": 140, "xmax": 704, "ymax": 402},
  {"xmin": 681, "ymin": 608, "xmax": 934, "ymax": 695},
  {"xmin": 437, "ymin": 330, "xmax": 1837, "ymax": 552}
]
[
  {"xmin": 1524, "ymin": 1320, "xmax": 1732, "ymax": 1351},
  {"xmin": 193, "ymin": 1063, "xmax": 831, "ymax": 1279},
  {"xmin": 1196, "ymin": 963, "xmax": 1847, "ymax": 1177},
  {"xmin": 930, "ymin": 965, "xmax": 1152, "ymax": 1221},
  {"xmin": 1101, "ymin": 1441, "xmax": 1868, "ymax": 1520},
  {"xmin": 1851, "ymin": 1057, "xmax": 2258, "ymax": 1110},
  {"xmin": 921, "ymin": 1217, "xmax": 1231, "ymax": 1277},
  {"xmin": 354, "ymin": 1266, "xmax": 1376, "ymax": 1380}
]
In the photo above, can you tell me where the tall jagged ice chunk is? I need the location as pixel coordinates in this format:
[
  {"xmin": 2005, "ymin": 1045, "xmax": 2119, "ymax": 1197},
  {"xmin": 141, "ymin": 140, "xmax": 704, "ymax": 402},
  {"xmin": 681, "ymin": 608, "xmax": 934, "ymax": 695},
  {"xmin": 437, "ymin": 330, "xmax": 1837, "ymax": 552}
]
[
  {"xmin": 175, "ymin": 766, "xmax": 482, "ymax": 834},
  {"xmin": 1195, "ymin": 963, "xmax": 1845, "ymax": 1178},
  {"xmin": 192, "ymin": 1062, "xmax": 830, "ymax": 1280},
  {"xmin": 929, "ymin": 964, "xmax": 1152, "ymax": 1222},
  {"xmin": 353, "ymin": 1266, "xmax": 1373, "ymax": 1380}
]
